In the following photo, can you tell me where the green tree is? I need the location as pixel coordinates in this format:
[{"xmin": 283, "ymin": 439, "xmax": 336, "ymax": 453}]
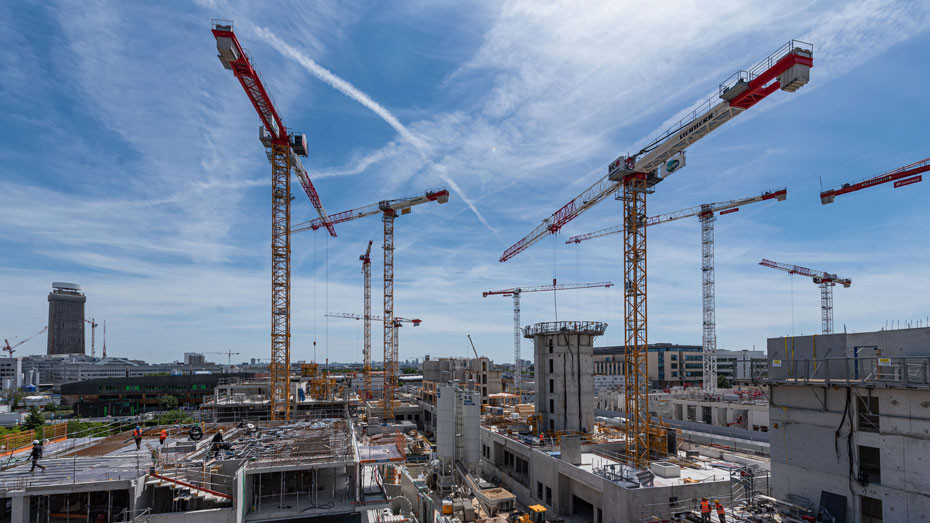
[
  {"xmin": 23, "ymin": 407, "xmax": 44, "ymax": 432},
  {"xmin": 717, "ymin": 374, "xmax": 731, "ymax": 390},
  {"xmin": 159, "ymin": 395, "xmax": 179, "ymax": 411}
]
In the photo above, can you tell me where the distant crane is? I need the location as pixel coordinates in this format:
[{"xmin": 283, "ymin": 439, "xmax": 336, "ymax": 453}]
[
  {"xmin": 204, "ymin": 350, "xmax": 242, "ymax": 367},
  {"xmin": 3, "ymin": 327, "xmax": 47, "ymax": 357},
  {"xmin": 759, "ymin": 259, "xmax": 851, "ymax": 334},
  {"xmin": 212, "ymin": 20, "xmax": 336, "ymax": 421},
  {"xmin": 85, "ymin": 318, "xmax": 99, "ymax": 358},
  {"xmin": 325, "ymin": 312, "xmax": 421, "ymax": 400},
  {"xmin": 567, "ymin": 188, "xmax": 787, "ymax": 394},
  {"xmin": 102, "ymin": 320, "xmax": 107, "ymax": 359},
  {"xmin": 821, "ymin": 156, "xmax": 930, "ymax": 204},
  {"xmin": 500, "ymin": 41, "xmax": 812, "ymax": 468},
  {"xmin": 466, "ymin": 334, "xmax": 480, "ymax": 360},
  {"xmin": 482, "ymin": 281, "xmax": 614, "ymax": 393},
  {"xmin": 296, "ymin": 189, "xmax": 450, "ymax": 419}
]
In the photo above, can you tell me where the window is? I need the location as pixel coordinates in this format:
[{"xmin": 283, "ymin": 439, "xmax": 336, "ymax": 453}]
[
  {"xmin": 483, "ymin": 362, "xmax": 488, "ymax": 372},
  {"xmin": 482, "ymin": 375, "xmax": 487, "ymax": 385},
  {"xmin": 545, "ymin": 486, "xmax": 552, "ymax": 506},
  {"xmin": 548, "ymin": 339, "xmax": 553, "ymax": 354},
  {"xmin": 549, "ymin": 419, "xmax": 554, "ymax": 431},
  {"xmin": 537, "ymin": 482, "xmax": 543, "ymax": 499},
  {"xmin": 859, "ymin": 445, "xmax": 881, "ymax": 485},
  {"xmin": 549, "ymin": 379, "xmax": 554, "ymax": 393},
  {"xmin": 549, "ymin": 359, "xmax": 553, "ymax": 373},
  {"xmin": 857, "ymin": 396, "xmax": 880, "ymax": 432},
  {"xmin": 550, "ymin": 399, "xmax": 555, "ymax": 413},
  {"xmin": 861, "ymin": 495, "xmax": 883, "ymax": 523}
]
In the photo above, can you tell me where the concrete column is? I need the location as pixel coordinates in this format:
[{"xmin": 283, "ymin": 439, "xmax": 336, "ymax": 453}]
[{"xmin": 11, "ymin": 494, "xmax": 26, "ymax": 523}]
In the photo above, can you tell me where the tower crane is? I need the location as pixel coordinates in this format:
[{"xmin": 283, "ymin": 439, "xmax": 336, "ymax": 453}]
[
  {"xmin": 85, "ymin": 318, "xmax": 99, "ymax": 358},
  {"xmin": 567, "ymin": 188, "xmax": 787, "ymax": 394},
  {"xmin": 820, "ymin": 156, "xmax": 930, "ymax": 204},
  {"xmin": 759, "ymin": 259, "xmax": 851, "ymax": 334},
  {"xmin": 297, "ymin": 189, "xmax": 450, "ymax": 419},
  {"xmin": 3, "ymin": 327, "xmax": 47, "ymax": 357},
  {"xmin": 212, "ymin": 21, "xmax": 337, "ymax": 421},
  {"xmin": 501, "ymin": 41, "xmax": 812, "ymax": 468},
  {"xmin": 204, "ymin": 350, "xmax": 242, "ymax": 367},
  {"xmin": 482, "ymin": 281, "xmax": 614, "ymax": 394},
  {"xmin": 360, "ymin": 241, "xmax": 373, "ymax": 401},
  {"xmin": 324, "ymin": 312, "xmax": 421, "ymax": 400}
]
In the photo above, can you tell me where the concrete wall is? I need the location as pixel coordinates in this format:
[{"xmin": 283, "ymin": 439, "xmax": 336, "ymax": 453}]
[
  {"xmin": 770, "ymin": 382, "xmax": 930, "ymax": 522},
  {"xmin": 531, "ymin": 332, "xmax": 595, "ymax": 433}
]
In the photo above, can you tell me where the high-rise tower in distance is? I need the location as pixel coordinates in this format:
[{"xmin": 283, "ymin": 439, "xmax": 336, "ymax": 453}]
[{"xmin": 47, "ymin": 282, "xmax": 85, "ymax": 355}]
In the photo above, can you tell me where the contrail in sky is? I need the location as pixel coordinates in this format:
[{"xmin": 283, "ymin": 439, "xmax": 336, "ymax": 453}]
[{"xmin": 255, "ymin": 27, "xmax": 494, "ymax": 232}]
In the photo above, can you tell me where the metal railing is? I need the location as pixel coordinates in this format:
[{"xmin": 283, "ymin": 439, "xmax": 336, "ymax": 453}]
[
  {"xmin": 523, "ymin": 321, "xmax": 607, "ymax": 337},
  {"xmin": 767, "ymin": 356, "xmax": 930, "ymax": 388}
]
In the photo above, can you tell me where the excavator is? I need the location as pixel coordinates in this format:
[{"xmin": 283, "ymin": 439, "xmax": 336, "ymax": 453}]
[{"xmin": 511, "ymin": 505, "xmax": 547, "ymax": 523}]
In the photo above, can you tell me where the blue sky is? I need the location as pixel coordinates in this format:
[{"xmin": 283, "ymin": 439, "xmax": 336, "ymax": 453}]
[{"xmin": 2, "ymin": 1, "xmax": 929, "ymax": 365}]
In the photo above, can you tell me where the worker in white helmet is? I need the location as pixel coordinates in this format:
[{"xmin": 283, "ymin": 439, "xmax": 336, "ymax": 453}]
[{"xmin": 30, "ymin": 440, "xmax": 45, "ymax": 472}]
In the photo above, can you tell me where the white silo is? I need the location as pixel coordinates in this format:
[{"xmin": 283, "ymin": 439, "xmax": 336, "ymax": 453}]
[
  {"xmin": 437, "ymin": 385, "xmax": 455, "ymax": 462},
  {"xmin": 462, "ymin": 390, "xmax": 480, "ymax": 467}
]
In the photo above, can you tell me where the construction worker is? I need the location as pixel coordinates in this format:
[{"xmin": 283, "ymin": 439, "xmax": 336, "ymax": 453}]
[
  {"xmin": 700, "ymin": 497, "xmax": 711, "ymax": 523},
  {"xmin": 159, "ymin": 428, "xmax": 168, "ymax": 446},
  {"xmin": 211, "ymin": 429, "xmax": 224, "ymax": 457},
  {"xmin": 133, "ymin": 426, "xmax": 143, "ymax": 450},
  {"xmin": 29, "ymin": 440, "xmax": 45, "ymax": 472},
  {"xmin": 539, "ymin": 433, "xmax": 544, "ymax": 445},
  {"xmin": 715, "ymin": 500, "xmax": 726, "ymax": 523}
]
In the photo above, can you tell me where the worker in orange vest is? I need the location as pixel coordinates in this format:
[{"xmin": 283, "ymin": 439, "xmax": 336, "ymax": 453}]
[
  {"xmin": 700, "ymin": 497, "xmax": 711, "ymax": 523},
  {"xmin": 133, "ymin": 426, "xmax": 143, "ymax": 450},
  {"xmin": 159, "ymin": 428, "xmax": 168, "ymax": 446},
  {"xmin": 715, "ymin": 500, "xmax": 726, "ymax": 523},
  {"xmin": 539, "ymin": 433, "xmax": 545, "ymax": 445}
]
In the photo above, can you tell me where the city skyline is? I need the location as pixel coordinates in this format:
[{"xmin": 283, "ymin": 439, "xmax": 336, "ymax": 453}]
[{"xmin": 2, "ymin": 2, "xmax": 930, "ymax": 364}]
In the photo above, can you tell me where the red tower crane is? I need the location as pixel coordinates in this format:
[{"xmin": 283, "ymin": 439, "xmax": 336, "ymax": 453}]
[
  {"xmin": 482, "ymin": 281, "xmax": 613, "ymax": 393},
  {"xmin": 501, "ymin": 40, "xmax": 812, "ymax": 468},
  {"xmin": 85, "ymin": 318, "xmax": 99, "ymax": 358},
  {"xmin": 567, "ymin": 188, "xmax": 787, "ymax": 394},
  {"xmin": 820, "ymin": 156, "xmax": 929, "ymax": 204},
  {"xmin": 759, "ymin": 259, "xmax": 851, "ymax": 334},
  {"xmin": 295, "ymin": 189, "xmax": 449, "ymax": 419},
  {"xmin": 212, "ymin": 21, "xmax": 337, "ymax": 421},
  {"xmin": 3, "ymin": 327, "xmax": 47, "ymax": 357}
]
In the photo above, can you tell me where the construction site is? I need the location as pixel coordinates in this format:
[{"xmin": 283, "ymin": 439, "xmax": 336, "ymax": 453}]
[{"xmin": 5, "ymin": 8, "xmax": 930, "ymax": 523}]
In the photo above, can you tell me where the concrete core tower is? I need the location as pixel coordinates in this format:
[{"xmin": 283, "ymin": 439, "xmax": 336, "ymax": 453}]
[{"xmin": 526, "ymin": 321, "xmax": 606, "ymax": 434}]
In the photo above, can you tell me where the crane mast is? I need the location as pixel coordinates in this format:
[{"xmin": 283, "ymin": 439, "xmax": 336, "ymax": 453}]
[
  {"xmin": 212, "ymin": 21, "xmax": 337, "ymax": 421},
  {"xmin": 483, "ymin": 281, "xmax": 614, "ymax": 394},
  {"xmin": 361, "ymin": 241, "xmax": 373, "ymax": 400},
  {"xmin": 502, "ymin": 40, "xmax": 812, "ymax": 468},
  {"xmin": 567, "ymin": 188, "xmax": 787, "ymax": 393},
  {"xmin": 759, "ymin": 259, "xmax": 851, "ymax": 334},
  {"xmin": 297, "ymin": 189, "xmax": 449, "ymax": 419}
]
